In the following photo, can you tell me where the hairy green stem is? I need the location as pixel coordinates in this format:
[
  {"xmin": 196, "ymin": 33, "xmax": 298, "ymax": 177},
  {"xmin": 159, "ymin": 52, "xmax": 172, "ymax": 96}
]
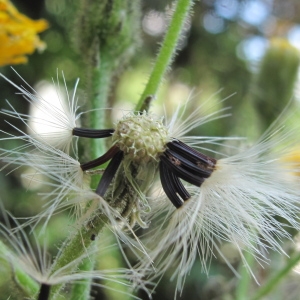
[
  {"xmin": 135, "ymin": 0, "xmax": 194, "ymax": 112},
  {"xmin": 61, "ymin": 40, "xmax": 112, "ymax": 300},
  {"xmin": 250, "ymin": 251, "xmax": 300, "ymax": 300},
  {"xmin": 50, "ymin": 213, "xmax": 108, "ymax": 299},
  {"xmin": 49, "ymin": 1, "xmax": 194, "ymax": 298},
  {"xmin": 87, "ymin": 45, "xmax": 112, "ymax": 159}
]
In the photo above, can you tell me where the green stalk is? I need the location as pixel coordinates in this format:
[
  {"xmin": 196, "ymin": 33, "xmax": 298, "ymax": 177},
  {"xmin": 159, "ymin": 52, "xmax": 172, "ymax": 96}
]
[
  {"xmin": 49, "ymin": 1, "xmax": 194, "ymax": 298},
  {"xmin": 85, "ymin": 47, "xmax": 113, "ymax": 188},
  {"xmin": 250, "ymin": 251, "xmax": 300, "ymax": 300},
  {"xmin": 135, "ymin": 0, "xmax": 194, "ymax": 112},
  {"xmin": 64, "ymin": 38, "xmax": 112, "ymax": 300},
  {"xmin": 0, "ymin": 241, "xmax": 39, "ymax": 297},
  {"xmin": 14, "ymin": 267, "xmax": 40, "ymax": 298},
  {"xmin": 86, "ymin": 40, "xmax": 112, "ymax": 159},
  {"xmin": 50, "ymin": 214, "xmax": 108, "ymax": 299}
]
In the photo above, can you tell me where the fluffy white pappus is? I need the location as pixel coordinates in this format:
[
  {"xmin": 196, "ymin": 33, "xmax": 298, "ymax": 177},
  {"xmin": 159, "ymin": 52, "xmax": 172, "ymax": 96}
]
[
  {"xmin": 0, "ymin": 210, "xmax": 148, "ymax": 299},
  {"xmin": 165, "ymin": 93, "xmax": 239, "ymax": 155},
  {"xmin": 0, "ymin": 126, "xmax": 88, "ymax": 228},
  {"xmin": 0, "ymin": 125, "xmax": 150, "ymax": 263},
  {"xmin": 81, "ymin": 192, "xmax": 153, "ymax": 271},
  {"xmin": 0, "ymin": 69, "xmax": 80, "ymax": 154},
  {"xmin": 138, "ymin": 107, "xmax": 300, "ymax": 295},
  {"xmin": 48, "ymin": 191, "xmax": 154, "ymax": 297},
  {"xmin": 14, "ymin": 156, "xmax": 152, "ymax": 267}
]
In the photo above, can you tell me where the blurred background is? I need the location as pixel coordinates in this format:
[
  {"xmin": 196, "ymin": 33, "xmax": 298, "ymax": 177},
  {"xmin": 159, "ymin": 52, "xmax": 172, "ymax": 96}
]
[{"xmin": 1, "ymin": 0, "xmax": 300, "ymax": 299}]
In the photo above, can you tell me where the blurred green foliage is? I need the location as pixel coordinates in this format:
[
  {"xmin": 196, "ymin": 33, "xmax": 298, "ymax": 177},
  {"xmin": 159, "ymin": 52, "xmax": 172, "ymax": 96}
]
[{"xmin": 1, "ymin": 0, "xmax": 300, "ymax": 299}]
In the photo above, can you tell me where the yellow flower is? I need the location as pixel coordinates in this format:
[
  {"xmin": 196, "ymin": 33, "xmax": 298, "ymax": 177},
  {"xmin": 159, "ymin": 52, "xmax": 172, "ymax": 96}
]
[
  {"xmin": 0, "ymin": 0, "xmax": 48, "ymax": 66},
  {"xmin": 282, "ymin": 149, "xmax": 300, "ymax": 176}
]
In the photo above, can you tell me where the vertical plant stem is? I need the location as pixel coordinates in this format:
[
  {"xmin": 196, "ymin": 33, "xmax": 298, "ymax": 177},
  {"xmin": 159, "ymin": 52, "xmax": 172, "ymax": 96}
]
[
  {"xmin": 88, "ymin": 51, "xmax": 113, "ymax": 159},
  {"xmin": 86, "ymin": 50, "xmax": 114, "ymax": 188},
  {"xmin": 50, "ymin": 0, "xmax": 141, "ymax": 297},
  {"xmin": 50, "ymin": 214, "xmax": 108, "ymax": 299},
  {"xmin": 135, "ymin": 0, "xmax": 194, "ymax": 112},
  {"xmin": 61, "ymin": 39, "xmax": 112, "ymax": 299},
  {"xmin": 50, "ymin": 1, "xmax": 195, "ymax": 298}
]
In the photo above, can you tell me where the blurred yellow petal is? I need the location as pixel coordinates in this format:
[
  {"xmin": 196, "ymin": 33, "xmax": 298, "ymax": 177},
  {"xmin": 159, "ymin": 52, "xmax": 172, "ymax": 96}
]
[
  {"xmin": 0, "ymin": 0, "xmax": 48, "ymax": 67},
  {"xmin": 281, "ymin": 148, "xmax": 300, "ymax": 177}
]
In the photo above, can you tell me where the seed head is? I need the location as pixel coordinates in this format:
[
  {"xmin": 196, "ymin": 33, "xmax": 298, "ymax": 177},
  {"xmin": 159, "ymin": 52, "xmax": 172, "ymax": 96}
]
[{"xmin": 112, "ymin": 112, "xmax": 169, "ymax": 163}]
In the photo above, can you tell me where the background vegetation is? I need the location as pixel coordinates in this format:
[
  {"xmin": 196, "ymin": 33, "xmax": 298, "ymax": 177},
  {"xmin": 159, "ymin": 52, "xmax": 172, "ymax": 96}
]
[{"xmin": 1, "ymin": 0, "xmax": 300, "ymax": 299}]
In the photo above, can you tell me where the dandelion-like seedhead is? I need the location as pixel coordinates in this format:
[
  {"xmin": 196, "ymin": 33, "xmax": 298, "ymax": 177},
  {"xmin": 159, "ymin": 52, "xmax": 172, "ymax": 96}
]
[
  {"xmin": 0, "ymin": 209, "xmax": 148, "ymax": 300},
  {"xmin": 1, "ymin": 71, "xmax": 300, "ymax": 298},
  {"xmin": 0, "ymin": 125, "xmax": 88, "ymax": 229},
  {"xmin": 0, "ymin": 70, "xmax": 80, "ymax": 154},
  {"xmin": 112, "ymin": 112, "xmax": 169, "ymax": 163},
  {"xmin": 137, "ymin": 110, "xmax": 300, "ymax": 294}
]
